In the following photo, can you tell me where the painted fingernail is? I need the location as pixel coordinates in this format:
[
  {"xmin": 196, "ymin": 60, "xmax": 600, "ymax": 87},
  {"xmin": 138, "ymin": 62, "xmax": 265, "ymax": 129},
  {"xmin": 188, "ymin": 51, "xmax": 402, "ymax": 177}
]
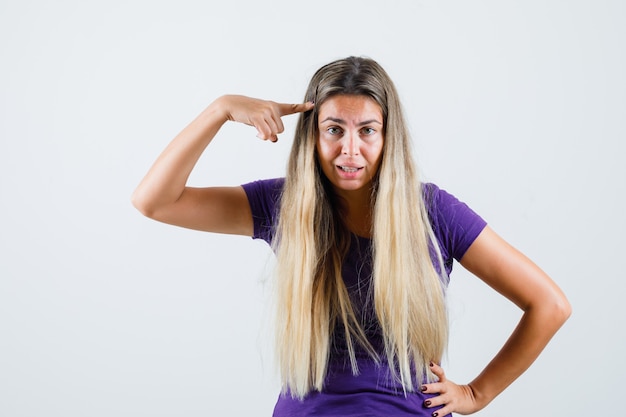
[
  {"xmin": 429, "ymin": 362, "xmax": 434, "ymax": 367},
  {"xmin": 424, "ymin": 400, "xmax": 431, "ymax": 407},
  {"xmin": 420, "ymin": 386, "xmax": 427, "ymax": 392},
  {"xmin": 432, "ymin": 413, "xmax": 439, "ymax": 417}
]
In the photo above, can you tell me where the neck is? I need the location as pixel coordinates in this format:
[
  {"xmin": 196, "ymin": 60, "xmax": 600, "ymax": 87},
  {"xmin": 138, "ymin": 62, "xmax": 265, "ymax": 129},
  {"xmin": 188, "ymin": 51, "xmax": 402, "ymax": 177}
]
[{"xmin": 334, "ymin": 186, "xmax": 374, "ymax": 238}]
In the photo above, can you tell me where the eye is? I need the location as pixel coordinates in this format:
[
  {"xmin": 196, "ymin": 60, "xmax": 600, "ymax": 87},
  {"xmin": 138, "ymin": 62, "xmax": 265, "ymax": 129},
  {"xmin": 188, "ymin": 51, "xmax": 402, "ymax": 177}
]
[
  {"xmin": 361, "ymin": 127, "xmax": 376, "ymax": 135},
  {"xmin": 327, "ymin": 126, "xmax": 343, "ymax": 135}
]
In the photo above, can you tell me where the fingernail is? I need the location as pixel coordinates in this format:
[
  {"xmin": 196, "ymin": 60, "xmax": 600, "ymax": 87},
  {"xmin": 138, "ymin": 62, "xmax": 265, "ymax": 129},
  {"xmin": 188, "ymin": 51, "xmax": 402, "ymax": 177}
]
[
  {"xmin": 420, "ymin": 386, "xmax": 427, "ymax": 392},
  {"xmin": 432, "ymin": 413, "xmax": 439, "ymax": 417},
  {"xmin": 429, "ymin": 362, "xmax": 434, "ymax": 367},
  {"xmin": 424, "ymin": 400, "xmax": 431, "ymax": 407}
]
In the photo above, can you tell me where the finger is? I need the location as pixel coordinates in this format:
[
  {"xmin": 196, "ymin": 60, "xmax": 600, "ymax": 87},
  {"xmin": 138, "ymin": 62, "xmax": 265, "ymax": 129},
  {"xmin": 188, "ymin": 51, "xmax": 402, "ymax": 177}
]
[
  {"xmin": 423, "ymin": 394, "xmax": 451, "ymax": 417},
  {"xmin": 424, "ymin": 393, "xmax": 446, "ymax": 407},
  {"xmin": 277, "ymin": 101, "xmax": 314, "ymax": 116},
  {"xmin": 254, "ymin": 120, "xmax": 276, "ymax": 141},
  {"xmin": 429, "ymin": 404, "xmax": 452, "ymax": 417},
  {"xmin": 429, "ymin": 362, "xmax": 447, "ymax": 382},
  {"xmin": 270, "ymin": 111, "xmax": 285, "ymax": 134},
  {"xmin": 422, "ymin": 391, "xmax": 452, "ymax": 416},
  {"xmin": 256, "ymin": 130, "xmax": 278, "ymax": 142},
  {"xmin": 420, "ymin": 382, "xmax": 445, "ymax": 395},
  {"xmin": 252, "ymin": 107, "xmax": 283, "ymax": 141},
  {"xmin": 264, "ymin": 113, "xmax": 282, "ymax": 136},
  {"xmin": 247, "ymin": 110, "xmax": 276, "ymax": 138}
]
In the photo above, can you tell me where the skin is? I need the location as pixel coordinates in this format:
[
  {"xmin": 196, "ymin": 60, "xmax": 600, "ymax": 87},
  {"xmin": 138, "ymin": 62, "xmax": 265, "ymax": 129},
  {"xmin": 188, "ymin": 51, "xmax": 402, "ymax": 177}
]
[
  {"xmin": 422, "ymin": 227, "xmax": 571, "ymax": 415},
  {"xmin": 131, "ymin": 95, "xmax": 312, "ymax": 235},
  {"xmin": 132, "ymin": 94, "xmax": 571, "ymax": 416},
  {"xmin": 316, "ymin": 95, "xmax": 384, "ymax": 236}
]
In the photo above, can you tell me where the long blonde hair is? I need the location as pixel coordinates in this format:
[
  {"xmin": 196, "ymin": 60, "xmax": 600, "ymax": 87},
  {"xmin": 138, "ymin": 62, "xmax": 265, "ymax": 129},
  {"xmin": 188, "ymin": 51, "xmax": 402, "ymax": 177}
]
[{"xmin": 274, "ymin": 57, "xmax": 447, "ymax": 398}]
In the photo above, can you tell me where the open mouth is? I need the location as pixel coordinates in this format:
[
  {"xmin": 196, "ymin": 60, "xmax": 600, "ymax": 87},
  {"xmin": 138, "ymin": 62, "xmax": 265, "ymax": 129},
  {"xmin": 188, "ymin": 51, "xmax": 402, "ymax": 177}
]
[{"xmin": 338, "ymin": 165, "xmax": 362, "ymax": 173}]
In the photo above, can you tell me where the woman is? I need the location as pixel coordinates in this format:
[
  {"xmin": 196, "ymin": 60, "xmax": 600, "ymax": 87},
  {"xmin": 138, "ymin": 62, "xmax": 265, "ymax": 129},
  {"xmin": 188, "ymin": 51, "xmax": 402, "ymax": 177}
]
[{"xmin": 132, "ymin": 57, "xmax": 571, "ymax": 416}]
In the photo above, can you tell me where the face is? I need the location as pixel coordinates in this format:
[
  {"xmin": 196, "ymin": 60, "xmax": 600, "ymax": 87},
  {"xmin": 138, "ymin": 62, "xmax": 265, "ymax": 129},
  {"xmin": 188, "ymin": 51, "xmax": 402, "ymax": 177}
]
[{"xmin": 316, "ymin": 95, "xmax": 384, "ymax": 197}]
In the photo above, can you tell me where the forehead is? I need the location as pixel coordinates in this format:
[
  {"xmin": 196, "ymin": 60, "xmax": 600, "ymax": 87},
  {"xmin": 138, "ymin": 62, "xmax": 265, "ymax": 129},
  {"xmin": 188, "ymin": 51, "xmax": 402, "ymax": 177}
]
[{"xmin": 317, "ymin": 95, "xmax": 383, "ymax": 123}]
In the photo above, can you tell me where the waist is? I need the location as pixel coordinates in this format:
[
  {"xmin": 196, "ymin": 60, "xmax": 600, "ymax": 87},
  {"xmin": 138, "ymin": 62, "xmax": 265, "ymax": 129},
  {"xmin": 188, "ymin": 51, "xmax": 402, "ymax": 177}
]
[{"xmin": 273, "ymin": 360, "xmax": 442, "ymax": 417}]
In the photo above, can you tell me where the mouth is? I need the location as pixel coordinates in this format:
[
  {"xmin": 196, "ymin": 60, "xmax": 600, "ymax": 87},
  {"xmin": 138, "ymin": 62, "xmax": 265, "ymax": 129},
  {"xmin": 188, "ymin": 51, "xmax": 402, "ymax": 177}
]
[{"xmin": 338, "ymin": 165, "xmax": 362, "ymax": 173}]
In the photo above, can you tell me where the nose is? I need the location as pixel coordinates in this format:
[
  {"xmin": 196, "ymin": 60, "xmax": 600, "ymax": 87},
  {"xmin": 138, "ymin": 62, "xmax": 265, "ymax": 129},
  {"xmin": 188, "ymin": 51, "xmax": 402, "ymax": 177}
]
[{"xmin": 341, "ymin": 132, "xmax": 359, "ymax": 156}]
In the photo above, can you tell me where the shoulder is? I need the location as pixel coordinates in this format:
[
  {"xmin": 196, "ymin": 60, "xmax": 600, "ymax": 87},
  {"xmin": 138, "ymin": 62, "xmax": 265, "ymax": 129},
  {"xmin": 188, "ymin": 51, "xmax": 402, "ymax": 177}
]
[
  {"xmin": 242, "ymin": 177, "xmax": 285, "ymax": 206},
  {"xmin": 242, "ymin": 177, "xmax": 285, "ymax": 194},
  {"xmin": 422, "ymin": 182, "xmax": 488, "ymax": 262},
  {"xmin": 422, "ymin": 182, "xmax": 480, "ymax": 223},
  {"xmin": 422, "ymin": 182, "xmax": 463, "ymax": 210},
  {"xmin": 241, "ymin": 178, "xmax": 285, "ymax": 242}
]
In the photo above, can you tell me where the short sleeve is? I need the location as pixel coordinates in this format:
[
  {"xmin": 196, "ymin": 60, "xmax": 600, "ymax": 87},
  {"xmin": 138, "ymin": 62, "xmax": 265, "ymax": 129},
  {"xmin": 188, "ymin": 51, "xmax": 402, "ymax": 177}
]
[
  {"xmin": 423, "ymin": 183, "xmax": 487, "ymax": 274},
  {"xmin": 241, "ymin": 178, "xmax": 284, "ymax": 244}
]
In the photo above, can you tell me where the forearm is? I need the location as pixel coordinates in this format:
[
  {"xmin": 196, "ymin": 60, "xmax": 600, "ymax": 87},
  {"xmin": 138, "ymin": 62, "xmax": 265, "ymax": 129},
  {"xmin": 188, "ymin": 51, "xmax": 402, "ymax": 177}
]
[
  {"xmin": 131, "ymin": 99, "xmax": 228, "ymax": 215},
  {"xmin": 468, "ymin": 302, "xmax": 570, "ymax": 409},
  {"xmin": 422, "ymin": 228, "xmax": 571, "ymax": 416}
]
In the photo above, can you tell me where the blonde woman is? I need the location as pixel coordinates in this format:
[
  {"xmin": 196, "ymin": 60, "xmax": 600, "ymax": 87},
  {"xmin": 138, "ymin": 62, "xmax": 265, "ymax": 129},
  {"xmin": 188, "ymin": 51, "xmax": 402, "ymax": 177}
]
[{"xmin": 132, "ymin": 57, "xmax": 570, "ymax": 417}]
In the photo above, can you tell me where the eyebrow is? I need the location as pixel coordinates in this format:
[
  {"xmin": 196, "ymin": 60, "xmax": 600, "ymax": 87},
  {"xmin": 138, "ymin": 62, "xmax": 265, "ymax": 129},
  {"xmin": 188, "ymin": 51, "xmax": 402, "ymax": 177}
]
[{"xmin": 320, "ymin": 117, "xmax": 383, "ymax": 126}]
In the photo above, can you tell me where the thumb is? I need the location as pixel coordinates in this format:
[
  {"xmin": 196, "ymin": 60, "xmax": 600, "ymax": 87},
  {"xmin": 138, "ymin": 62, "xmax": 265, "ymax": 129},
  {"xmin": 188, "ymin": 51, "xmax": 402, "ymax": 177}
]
[
  {"xmin": 277, "ymin": 101, "xmax": 314, "ymax": 116},
  {"xmin": 429, "ymin": 362, "xmax": 446, "ymax": 382}
]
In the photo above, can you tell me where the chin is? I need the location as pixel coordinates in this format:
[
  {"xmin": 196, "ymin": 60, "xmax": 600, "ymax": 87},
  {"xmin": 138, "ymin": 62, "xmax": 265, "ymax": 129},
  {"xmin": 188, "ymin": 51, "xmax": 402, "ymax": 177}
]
[{"xmin": 330, "ymin": 179, "xmax": 371, "ymax": 193}]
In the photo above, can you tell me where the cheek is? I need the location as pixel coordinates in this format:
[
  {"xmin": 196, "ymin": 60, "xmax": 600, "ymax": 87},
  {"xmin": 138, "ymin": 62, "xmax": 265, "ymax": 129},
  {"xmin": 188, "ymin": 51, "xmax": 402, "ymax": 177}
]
[
  {"xmin": 316, "ymin": 141, "xmax": 336, "ymax": 164},
  {"xmin": 366, "ymin": 141, "xmax": 384, "ymax": 163}
]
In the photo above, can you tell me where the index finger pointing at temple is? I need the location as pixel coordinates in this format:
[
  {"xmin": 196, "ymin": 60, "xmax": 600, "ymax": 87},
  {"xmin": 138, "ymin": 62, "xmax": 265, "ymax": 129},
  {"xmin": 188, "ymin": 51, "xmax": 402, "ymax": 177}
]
[{"xmin": 277, "ymin": 101, "xmax": 315, "ymax": 116}]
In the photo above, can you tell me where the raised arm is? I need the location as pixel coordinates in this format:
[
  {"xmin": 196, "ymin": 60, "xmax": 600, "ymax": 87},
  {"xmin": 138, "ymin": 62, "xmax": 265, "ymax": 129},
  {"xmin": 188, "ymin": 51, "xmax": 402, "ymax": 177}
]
[
  {"xmin": 422, "ymin": 226, "xmax": 571, "ymax": 415},
  {"xmin": 131, "ymin": 95, "xmax": 313, "ymax": 235}
]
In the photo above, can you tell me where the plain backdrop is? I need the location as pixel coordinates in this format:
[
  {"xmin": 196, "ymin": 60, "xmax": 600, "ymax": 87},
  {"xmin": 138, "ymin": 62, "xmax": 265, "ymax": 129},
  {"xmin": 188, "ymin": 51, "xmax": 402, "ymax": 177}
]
[{"xmin": 1, "ymin": 0, "xmax": 624, "ymax": 416}]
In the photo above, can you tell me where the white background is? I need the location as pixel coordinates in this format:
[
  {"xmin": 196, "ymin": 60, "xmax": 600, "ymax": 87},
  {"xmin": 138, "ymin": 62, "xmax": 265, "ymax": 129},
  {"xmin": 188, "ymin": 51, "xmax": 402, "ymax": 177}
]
[{"xmin": 1, "ymin": 0, "xmax": 624, "ymax": 416}]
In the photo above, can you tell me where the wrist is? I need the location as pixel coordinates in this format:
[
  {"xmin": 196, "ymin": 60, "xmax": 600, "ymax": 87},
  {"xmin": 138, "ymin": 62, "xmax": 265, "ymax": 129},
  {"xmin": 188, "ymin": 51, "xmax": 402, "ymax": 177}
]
[
  {"xmin": 205, "ymin": 95, "xmax": 232, "ymax": 125},
  {"xmin": 466, "ymin": 382, "xmax": 493, "ymax": 412}
]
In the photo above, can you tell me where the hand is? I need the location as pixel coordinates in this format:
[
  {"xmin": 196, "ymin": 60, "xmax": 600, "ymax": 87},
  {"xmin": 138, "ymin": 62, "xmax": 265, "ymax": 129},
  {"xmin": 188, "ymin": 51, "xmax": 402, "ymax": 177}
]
[
  {"xmin": 216, "ymin": 95, "xmax": 314, "ymax": 142},
  {"xmin": 421, "ymin": 363, "xmax": 483, "ymax": 416}
]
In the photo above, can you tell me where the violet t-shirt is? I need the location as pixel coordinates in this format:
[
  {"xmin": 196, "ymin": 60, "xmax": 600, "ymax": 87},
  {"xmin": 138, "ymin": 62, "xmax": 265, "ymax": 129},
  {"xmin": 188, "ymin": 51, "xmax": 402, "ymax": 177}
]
[{"xmin": 242, "ymin": 178, "xmax": 487, "ymax": 417}]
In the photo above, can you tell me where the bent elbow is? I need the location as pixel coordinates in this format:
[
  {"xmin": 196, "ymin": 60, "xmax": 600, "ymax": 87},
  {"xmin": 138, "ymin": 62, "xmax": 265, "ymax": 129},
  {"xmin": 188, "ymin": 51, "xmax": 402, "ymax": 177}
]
[
  {"xmin": 557, "ymin": 296, "xmax": 572, "ymax": 324},
  {"xmin": 130, "ymin": 189, "xmax": 158, "ymax": 219},
  {"xmin": 548, "ymin": 292, "xmax": 572, "ymax": 329}
]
